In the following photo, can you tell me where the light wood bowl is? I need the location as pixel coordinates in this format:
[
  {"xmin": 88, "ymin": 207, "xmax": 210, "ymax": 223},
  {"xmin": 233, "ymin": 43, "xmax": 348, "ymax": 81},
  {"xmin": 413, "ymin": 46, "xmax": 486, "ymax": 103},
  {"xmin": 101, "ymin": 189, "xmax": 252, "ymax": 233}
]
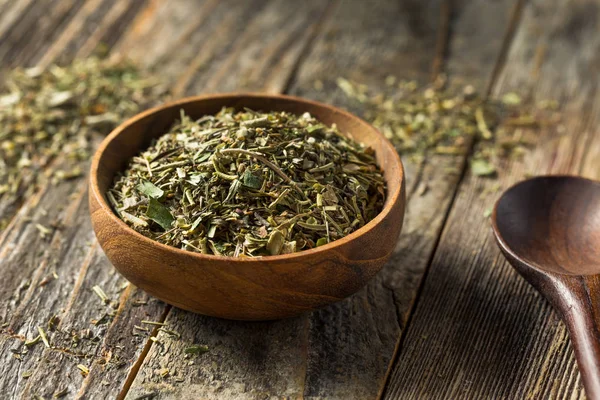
[{"xmin": 89, "ymin": 93, "xmax": 406, "ymax": 320}]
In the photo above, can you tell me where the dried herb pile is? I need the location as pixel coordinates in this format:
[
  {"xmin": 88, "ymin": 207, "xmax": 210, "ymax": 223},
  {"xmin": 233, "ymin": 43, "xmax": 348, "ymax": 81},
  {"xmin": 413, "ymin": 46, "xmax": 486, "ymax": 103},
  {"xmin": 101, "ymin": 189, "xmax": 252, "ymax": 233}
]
[
  {"xmin": 336, "ymin": 77, "xmax": 556, "ymax": 178},
  {"xmin": 0, "ymin": 57, "xmax": 161, "ymax": 225},
  {"xmin": 109, "ymin": 108, "xmax": 386, "ymax": 257}
]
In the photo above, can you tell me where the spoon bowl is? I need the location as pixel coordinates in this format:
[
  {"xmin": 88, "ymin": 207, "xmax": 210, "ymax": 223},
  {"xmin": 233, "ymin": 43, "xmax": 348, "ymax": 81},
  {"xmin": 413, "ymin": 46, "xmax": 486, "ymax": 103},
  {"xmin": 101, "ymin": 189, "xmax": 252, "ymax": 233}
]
[
  {"xmin": 89, "ymin": 93, "xmax": 406, "ymax": 321},
  {"xmin": 492, "ymin": 176, "xmax": 600, "ymax": 399}
]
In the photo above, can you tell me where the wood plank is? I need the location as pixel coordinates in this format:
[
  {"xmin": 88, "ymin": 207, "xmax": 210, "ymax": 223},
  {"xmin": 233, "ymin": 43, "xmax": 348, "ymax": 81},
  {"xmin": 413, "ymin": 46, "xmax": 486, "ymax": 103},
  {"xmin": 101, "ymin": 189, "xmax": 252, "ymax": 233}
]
[
  {"xmin": 20, "ymin": 248, "xmax": 167, "ymax": 399},
  {"xmin": 0, "ymin": 0, "xmax": 514, "ymax": 398},
  {"xmin": 286, "ymin": 0, "xmax": 519, "ymax": 398},
  {"xmin": 0, "ymin": 1, "xmax": 165, "ymax": 397},
  {"xmin": 0, "ymin": 0, "xmax": 37, "ymax": 47},
  {"xmin": 0, "ymin": 0, "xmax": 119, "ymax": 232},
  {"xmin": 10, "ymin": 0, "xmax": 88, "ymax": 67},
  {"xmin": 0, "ymin": 0, "xmax": 63, "ymax": 67},
  {"xmin": 122, "ymin": 1, "xmax": 336, "ymax": 399},
  {"xmin": 126, "ymin": 0, "xmax": 519, "ymax": 398},
  {"xmin": 384, "ymin": 0, "xmax": 600, "ymax": 398},
  {"xmin": 75, "ymin": 0, "xmax": 148, "ymax": 58},
  {"xmin": 35, "ymin": 0, "xmax": 108, "ymax": 68},
  {"xmin": 0, "ymin": 1, "xmax": 332, "ymax": 398}
]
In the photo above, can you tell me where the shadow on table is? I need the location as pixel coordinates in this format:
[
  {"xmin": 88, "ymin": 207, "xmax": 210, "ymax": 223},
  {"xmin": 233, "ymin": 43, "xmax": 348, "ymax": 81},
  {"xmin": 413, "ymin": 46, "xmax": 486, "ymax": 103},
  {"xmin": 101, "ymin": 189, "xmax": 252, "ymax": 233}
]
[{"xmin": 388, "ymin": 241, "xmax": 573, "ymax": 398}]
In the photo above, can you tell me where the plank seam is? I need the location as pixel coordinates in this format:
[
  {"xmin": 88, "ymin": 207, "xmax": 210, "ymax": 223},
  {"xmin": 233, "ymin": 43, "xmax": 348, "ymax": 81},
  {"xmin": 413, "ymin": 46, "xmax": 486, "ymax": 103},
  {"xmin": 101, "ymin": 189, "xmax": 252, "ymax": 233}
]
[
  {"xmin": 431, "ymin": 0, "xmax": 452, "ymax": 82},
  {"xmin": 117, "ymin": 304, "xmax": 172, "ymax": 400},
  {"xmin": 485, "ymin": 0, "xmax": 527, "ymax": 98},
  {"xmin": 281, "ymin": 0, "xmax": 341, "ymax": 95},
  {"xmin": 379, "ymin": 0, "xmax": 529, "ymax": 397},
  {"xmin": 376, "ymin": 0, "xmax": 458, "ymax": 395}
]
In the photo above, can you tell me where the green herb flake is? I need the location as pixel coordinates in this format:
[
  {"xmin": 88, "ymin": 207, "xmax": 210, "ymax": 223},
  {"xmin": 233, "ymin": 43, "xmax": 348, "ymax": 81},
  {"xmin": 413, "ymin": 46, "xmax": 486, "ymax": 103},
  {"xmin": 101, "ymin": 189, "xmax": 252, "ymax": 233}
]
[
  {"xmin": 502, "ymin": 92, "xmax": 522, "ymax": 105},
  {"xmin": 146, "ymin": 198, "xmax": 174, "ymax": 230},
  {"xmin": 141, "ymin": 320, "xmax": 166, "ymax": 326},
  {"xmin": 77, "ymin": 364, "xmax": 90, "ymax": 377},
  {"xmin": 37, "ymin": 326, "xmax": 50, "ymax": 348},
  {"xmin": 92, "ymin": 285, "xmax": 109, "ymax": 304},
  {"xmin": 137, "ymin": 180, "xmax": 164, "ymax": 199},
  {"xmin": 470, "ymin": 159, "xmax": 497, "ymax": 177},
  {"xmin": 184, "ymin": 344, "xmax": 209, "ymax": 355},
  {"xmin": 54, "ymin": 388, "xmax": 69, "ymax": 398}
]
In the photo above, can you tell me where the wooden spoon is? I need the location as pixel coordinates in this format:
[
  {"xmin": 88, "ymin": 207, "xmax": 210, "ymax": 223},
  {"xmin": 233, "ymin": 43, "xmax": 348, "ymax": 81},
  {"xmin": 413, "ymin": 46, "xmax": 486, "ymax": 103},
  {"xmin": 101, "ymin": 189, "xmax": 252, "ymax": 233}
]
[{"xmin": 492, "ymin": 176, "xmax": 600, "ymax": 399}]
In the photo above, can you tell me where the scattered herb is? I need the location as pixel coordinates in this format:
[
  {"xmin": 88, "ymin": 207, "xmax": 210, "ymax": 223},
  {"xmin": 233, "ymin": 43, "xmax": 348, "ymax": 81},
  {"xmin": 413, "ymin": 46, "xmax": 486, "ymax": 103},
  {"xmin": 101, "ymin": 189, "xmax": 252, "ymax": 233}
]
[
  {"xmin": 25, "ymin": 335, "xmax": 41, "ymax": 347},
  {"xmin": 77, "ymin": 364, "xmax": 90, "ymax": 377},
  {"xmin": 53, "ymin": 388, "xmax": 69, "ymax": 398},
  {"xmin": 92, "ymin": 285, "xmax": 109, "ymax": 304},
  {"xmin": 48, "ymin": 315, "xmax": 59, "ymax": 331},
  {"xmin": 109, "ymin": 109, "xmax": 386, "ymax": 256},
  {"xmin": 184, "ymin": 344, "xmax": 209, "ymax": 355},
  {"xmin": 37, "ymin": 326, "xmax": 50, "ymax": 348},
  {"xmin": 141, "ymin": 320, "xmax": 166, "ymax": 326},
  {"xmin": 35, "ymin": 224, "xmax": 52, "ymax": 239},
  {"xmin": 470, "ymin": 159, "xmax": 496, "ymax": 177},
  {"xmin": 158, "ymin": 328, "xmax": 181, "ymax": 339},
  {"xmin": 336, "ymin": 77, "xmax": 555, "ymax": 179},
  {"xmin": 0, "ymin": 57, "xmax": 163, "ymax": 232}
]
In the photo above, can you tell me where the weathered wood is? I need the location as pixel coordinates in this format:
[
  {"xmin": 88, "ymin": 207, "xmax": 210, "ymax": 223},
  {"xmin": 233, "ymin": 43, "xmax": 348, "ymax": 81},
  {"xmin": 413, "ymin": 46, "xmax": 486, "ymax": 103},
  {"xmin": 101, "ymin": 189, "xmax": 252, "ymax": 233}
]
[
  {"xmin": 19, "ymin": 246, "xmax": 166, "ymax": 399},
  {"xmin": 0, "ymin": 2, "xmax": 164, "ymax": 398},
  {"xmin": 445, "ymin": 0, "xmax": 526, "ymax": 91},
  {"xmin": 126, "ymin": 309, "xmax": 309, "ymax": 399},
  {"xmin": 126, "ymin": 0, "xmax": 522, "ymax": 398},
  {"xmin": 0, "ymin": 0, "xmax": 147, "ymax": 235},
  {"xmin": 0, "ymin": 0, "xmax": 41, "ymax": 61},
  {"xmin": 10, "ymin": 0, "xmax": 88, "ymax": 67},
  {"xmin": 3, "ymin": 0, "xmax": 594, "ymax": 398},
  {"xmin": 36, "ymin": 0, "xmax": 109, "ymax": 68},
  {"xmin": 384, "ymin": 0, "xmax": 600, "ymax": 398},
  {"xmin": 0, "ymin": 0, "xmax": 334, "ymax": 398},
  {"xmin": 288, "ymin": 0, "xmax": 518, "ymax": 398}
]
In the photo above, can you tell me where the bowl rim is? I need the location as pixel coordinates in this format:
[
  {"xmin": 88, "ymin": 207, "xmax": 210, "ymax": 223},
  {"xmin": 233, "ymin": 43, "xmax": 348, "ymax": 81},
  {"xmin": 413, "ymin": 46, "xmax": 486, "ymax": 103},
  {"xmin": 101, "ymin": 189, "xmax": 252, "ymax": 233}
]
[{"xmin": 90, "ymin": 92, "xmax": 405, "ymax": 263}]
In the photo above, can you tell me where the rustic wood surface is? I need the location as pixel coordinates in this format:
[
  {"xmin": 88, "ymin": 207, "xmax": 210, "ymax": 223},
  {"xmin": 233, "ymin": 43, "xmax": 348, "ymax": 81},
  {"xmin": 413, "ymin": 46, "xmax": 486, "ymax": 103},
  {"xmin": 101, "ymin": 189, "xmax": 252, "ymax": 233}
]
[{"xmin": 0, "ymin": 0, "xmax": 597, "ymax": 398}]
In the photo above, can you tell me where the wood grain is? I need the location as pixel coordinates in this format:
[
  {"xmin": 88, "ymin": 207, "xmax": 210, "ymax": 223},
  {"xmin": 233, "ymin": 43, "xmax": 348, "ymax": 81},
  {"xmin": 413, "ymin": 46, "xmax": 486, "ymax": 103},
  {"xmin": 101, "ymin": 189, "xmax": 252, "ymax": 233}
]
[
  {"xmin": 384, "ymin": 0, "xmax": 600, "ymax": 398},
  {"xmin": 289, "ymin": 0, "xmax": 518, "ymax": 398},
  {"xmin": 0, "ymin": 1, "xmax": 335, "ymax": 398},
  {"xmin": 124, "ymin": 0, "xmax": 523, "ymax": 398},
  {"xmin": 124, "ymin": 0, "xmax": 457, "ymax": 397},
  {"xmin": 1, "ymin": 0, "xmax": 593, "ymax": 398}
]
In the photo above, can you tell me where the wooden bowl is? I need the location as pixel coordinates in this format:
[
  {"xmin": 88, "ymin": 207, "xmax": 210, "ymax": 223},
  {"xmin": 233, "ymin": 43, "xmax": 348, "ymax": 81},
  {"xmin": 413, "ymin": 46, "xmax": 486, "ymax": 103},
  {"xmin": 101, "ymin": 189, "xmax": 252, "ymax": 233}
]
[{"xmin": 89, "ymin": 93, "xmax": 406, "ymax": 320}]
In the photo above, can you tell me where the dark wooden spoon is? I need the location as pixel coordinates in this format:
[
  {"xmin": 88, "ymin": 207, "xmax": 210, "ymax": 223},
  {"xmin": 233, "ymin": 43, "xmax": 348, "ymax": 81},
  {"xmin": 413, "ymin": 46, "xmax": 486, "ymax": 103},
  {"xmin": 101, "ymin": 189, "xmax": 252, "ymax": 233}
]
[{"xmin": 492, "ymin": 176, "xmax": 600, "ymax": 399}]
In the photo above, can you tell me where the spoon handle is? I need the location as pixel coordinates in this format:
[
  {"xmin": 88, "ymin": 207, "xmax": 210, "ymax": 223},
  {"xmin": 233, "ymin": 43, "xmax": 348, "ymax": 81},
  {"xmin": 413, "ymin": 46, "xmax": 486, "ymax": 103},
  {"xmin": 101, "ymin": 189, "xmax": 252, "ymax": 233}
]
[{"xmin": 552, "ymin": 275, "xmax": 600, "ymax": 399}]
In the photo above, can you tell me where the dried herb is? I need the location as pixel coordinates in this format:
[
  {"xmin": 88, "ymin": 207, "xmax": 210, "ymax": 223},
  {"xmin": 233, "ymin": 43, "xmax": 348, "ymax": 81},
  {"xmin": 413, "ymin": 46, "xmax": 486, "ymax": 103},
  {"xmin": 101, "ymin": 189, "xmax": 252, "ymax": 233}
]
[
  {"xmin": 0, "ymin": 57, "xmax": 162, "ymax": 230},
  {"xmin": 77, "ymin": 364, "xmax": 90, "ymax": 377},
  {"xmin": 24, "ymin": 335, "xmax": 41, "ymax": 347},
  {"xmin": 184, "ymin": 344, "xmax": 209, "ymax": 355},
  {"xmin": 37, "ymin": 326, "xmax": 50, "ymax": 348},
  {"xmin": 336, "ymin": 77, "xmax": 554, "ymax": 178},
  {"xmin": 141, "ymin": 320, "xmax": 166, "ymax": 326},
  {"xmin": 53, "ymin": 388, "xmax": 69, "ymax": 398},
  {"xmin": 92, "ymin": 285, "xmax": 110, "ymax": 304},
  {"xmin": 109, "ymin": 108, "xmax": 386, "ymax": 257}
]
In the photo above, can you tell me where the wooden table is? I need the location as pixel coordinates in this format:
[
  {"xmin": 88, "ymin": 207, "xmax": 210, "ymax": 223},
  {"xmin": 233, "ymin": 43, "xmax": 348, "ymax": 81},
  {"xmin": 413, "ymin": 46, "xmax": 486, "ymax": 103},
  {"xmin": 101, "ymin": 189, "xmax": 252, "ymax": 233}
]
[{"xmin": 0, "ymin": 0, "xmax": 597, "ymax": 398}]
